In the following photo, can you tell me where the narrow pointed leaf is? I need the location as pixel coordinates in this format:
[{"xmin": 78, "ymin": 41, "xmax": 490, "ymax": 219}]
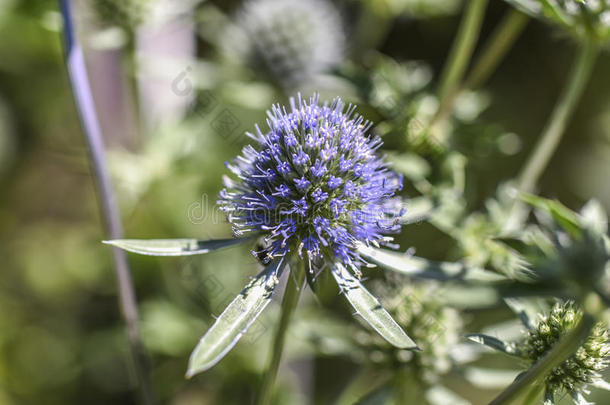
[
  {"xmin": 520, "ymin": 193, "xmax": 582, "ymax": 238},
  {"xmin": 358, "ymin": 244, "xmax": 504, "ymax": 282},
  {"xmin": 401, "ymin": 196, "xmax": 435, "ymax": 225},
  {"xmin": 186, "ymin": 258, "xmax": 285, "ymax": 377},
  {"xmin": 330, "ymin": 262, "xmax": 418, "ymax": 349},
  {"xmin": 103, "ymin": 237, "xmax": 251, "ymax": 256},
  {"xmin": 466, "ymin": 333, "xmax": 521, "ymax": 357}
]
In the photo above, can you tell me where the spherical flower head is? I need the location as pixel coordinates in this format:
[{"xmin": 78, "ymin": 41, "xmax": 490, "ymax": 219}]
[
  {"xmin": 219, "ymin": 94, "xmax": 404, "ymax": 270},
  {"xmin": 222, "ymin": 0, "xmax": 345, "ymax": 90},
  {"xmin": 523, "ymin": 301, "xmax": 610, "ymax": 399}
]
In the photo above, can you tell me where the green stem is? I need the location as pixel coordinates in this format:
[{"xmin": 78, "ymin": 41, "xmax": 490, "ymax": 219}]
[
  {"xmin": 489, "ymin": 314, "xmax": 596, "ymax": 405},
  {"xmin": 521, "ymin": 383, "xmax": 543, "ymax": 405},
  {"xmin": 463, "ymin": 9, "xmax": 529, "ymax": 90},
  {"xmin": 126, "ymin": 32, "xmax": 142, "ymax": 145},
  {"xmin": 516, "ymin": 39, "xmax": 598, "ymax": 193},
  {"xmin": 431, "ymin": 9, "xmax": 528, "ymax": 133},
  {"xmin": 435, "ymin": 0, "xmax": 488, "ymax": 119},
  {"xmin": 257, "ymin": 260, "xmax": 306, "ymax": 405},
  {"xmin": 394, "ymin": 368, "xmax": 426, "ymax": 405}
]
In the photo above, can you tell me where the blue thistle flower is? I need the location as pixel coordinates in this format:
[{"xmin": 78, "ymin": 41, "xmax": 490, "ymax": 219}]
[
  {"xmin": 106, "ymin": 94, "xmax": 418, "ymax": 378},
  {"xmin": 219, "ymin": 94, "xmax": 404, "ymax": 272}
]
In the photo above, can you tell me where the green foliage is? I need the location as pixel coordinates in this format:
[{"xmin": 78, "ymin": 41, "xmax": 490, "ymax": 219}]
[{"xmin": 504, "ymin": 0, "xmax": 610, "ymax": 42}]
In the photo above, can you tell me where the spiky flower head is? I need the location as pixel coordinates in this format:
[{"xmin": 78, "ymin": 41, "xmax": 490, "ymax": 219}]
[
  {"xmin": 505, "ymin": 0, "xmax": 610, "ymax": 41},
  {"xmin": 222, "ymin": 0, "xmax": 345, "ymax": 90},
  {"xmin": 219, "ymin": 94, "xmax": 404, "ymax": 272},
  {"xmin": 524, "ymin": 301, "xmax": 610, "ymax": 403},
  {"xmin": 353, "ymin": 280, "xmax": 461, "ymax": 384},
  {"xmin": 469, "ymin": 300, "xmax": 610, "ymax": 404}
]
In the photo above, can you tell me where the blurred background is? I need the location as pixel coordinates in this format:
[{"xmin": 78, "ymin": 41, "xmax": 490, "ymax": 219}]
[{"xmin": 1, "ymin": 0, "xmax": 610, "ymax": 404}]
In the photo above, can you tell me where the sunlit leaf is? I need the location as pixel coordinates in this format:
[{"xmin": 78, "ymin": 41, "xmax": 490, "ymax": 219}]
[
  {"xmin": 580, "ymin": 199, "xmax": 608, "ymax": 236},
  {"xmin": 427, "ymin": 386, "xmax": 471, "ymax": 405},
  {"xmin": 103, "ymin": 237, "xmax": 251, "ymax": 256},
  {"xmin": 591, "ymin": 379, "xmax": 610, "ymax": 391},
  {"xmin": 520, "ymin": 193, "xmax": 582, "ymax": 238},
  {"xmin": 357, "ymin": 244, "xmax": 504, "ymax": 282},
  {"xmin": 330, "ymin": 261, "xmax": 418, "ymax": 349},
  {"xmin": 466, "ymin": 333, "xmax": 522, "ymax": 357},
  {"xmin": 401, "ymin": 196, "xmax": 435, "ymax": 224},
  {"xmin": 186, "ymin": 258, "xmax": 285, "ymax": 377},
  {"xmin": 464, "ymin": 367, "xmax": 521, "ymax": 388}
]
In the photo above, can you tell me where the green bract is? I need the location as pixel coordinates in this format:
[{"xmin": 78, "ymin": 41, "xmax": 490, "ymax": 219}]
[
  {"xmin": 493, "ymin": 196, "xmax": 610, "ymax": 302},
  {"xmin": 469, "ymin": 301, "xmax": 610, "ymax": 404}
]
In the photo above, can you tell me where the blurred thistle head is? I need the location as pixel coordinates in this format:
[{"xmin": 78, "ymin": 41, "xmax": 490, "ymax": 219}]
[
  {"xmin": 222, "ymin": 0, "xmax": 345, "ymax": 91},
  {"xmin": 505, "ymin": 0, "xmax": 610, "ymax": 41},
  {"xmin": 354, "ymin": 279, "xmax": 461, "ymax": 384},
  {"xmin": 498, "ymin": 197, "xmax": 610, "ymax": 300},
  {"xmin": 524, "ymin": 301, "xmax": 610, "ymax": 403},
  {"xmin": 219, "ymin": 94, "xmax": 404, "ymax": 273}
]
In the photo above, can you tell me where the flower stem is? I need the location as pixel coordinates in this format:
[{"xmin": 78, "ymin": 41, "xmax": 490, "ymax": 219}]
[
  {"xmin": 395, "ymin": 368, "xmax": 425, "ymax": 404},
  {"xmin": 59, "ymin": 1, "xmax": 154, "ymax": 404},
  {"xmin": 435, "ymin": 0, "xmax": 488, "ymax": 119},
  {"xmin": 462, "ymin": 9, "xmax": 529, "ymax": 90},
  {"xmin": 489, "ymin": 313, "xmax": 596, "ymax": 405},
  {"xmin": 432, "ymin": 9, "xmax": 528, "ymax": 132},
  {"xmin": 257, "ymin": 260, "xmax": 306, "ymax": 405},
  {"xmin": 516, "ymin": 39, "xmax": 598, "ymax": 193},
  {"xmin": 521, "ymin": 383, "xmax": 543, "ymax": 405}
]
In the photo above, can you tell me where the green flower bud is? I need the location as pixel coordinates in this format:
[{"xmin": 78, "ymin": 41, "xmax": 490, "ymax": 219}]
[{"xmin": 524, "ymin": 301, "xmax": 610, "ymax": 400}]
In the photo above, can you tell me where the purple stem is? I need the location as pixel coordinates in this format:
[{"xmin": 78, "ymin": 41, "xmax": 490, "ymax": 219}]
[{"xmin": 58, "ymin": 1, "xmax": 155, "ymax": 403}]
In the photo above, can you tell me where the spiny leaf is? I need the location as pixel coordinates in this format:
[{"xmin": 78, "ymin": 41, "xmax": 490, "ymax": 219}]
[
  {"xmin": 401, "ymin": 196, "xmax": 435, "ymax": 225},
  {"xmin": 103, "ymin": 237, "xmax": 250, "ymax": 256},
  {"xmin": 186, "ymin": 258, "xmax": 285, "ymax": 377},
  {"xmin": 466, "ymin": 333, "xmax": 522, "ymax": 357},
  {"xmin": 358, "ymin": 244, "xmax": 504, "ymax": 282},
  {"xmin": 520, "ymin": 193, "xmax": 582, "ymax": 238},
  {"xmin": 330, "ymin": 261, "xmax": 418, "ymax": 349}
]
